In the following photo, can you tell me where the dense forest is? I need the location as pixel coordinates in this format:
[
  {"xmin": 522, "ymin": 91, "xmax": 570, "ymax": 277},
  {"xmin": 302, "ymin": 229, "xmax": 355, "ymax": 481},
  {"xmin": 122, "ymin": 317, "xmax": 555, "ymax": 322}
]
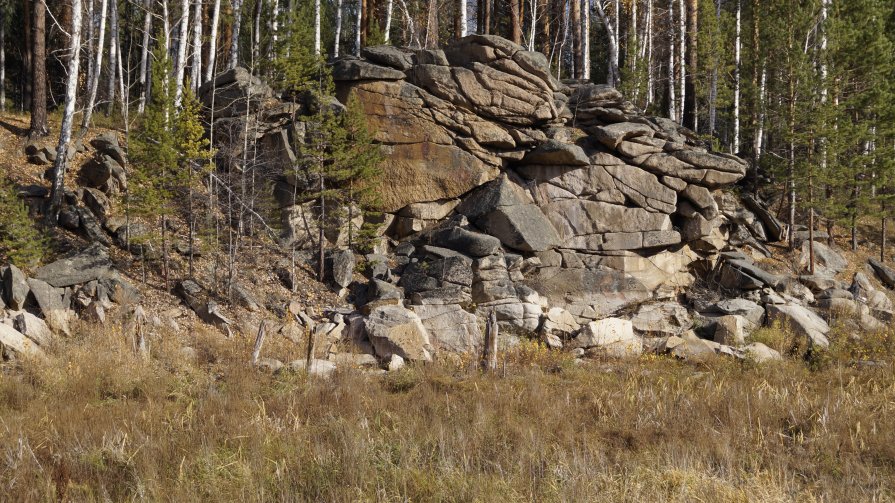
[{"xmin": 0, "ymin": 0, "xmax": 894, "ymax": 255}]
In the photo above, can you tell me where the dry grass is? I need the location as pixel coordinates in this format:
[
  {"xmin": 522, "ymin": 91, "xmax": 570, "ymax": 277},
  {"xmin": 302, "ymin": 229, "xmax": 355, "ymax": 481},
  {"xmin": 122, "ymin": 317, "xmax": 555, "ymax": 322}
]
[{"xmin": 1, "ymin": 323, "xmax": 894, "ymax": 502}]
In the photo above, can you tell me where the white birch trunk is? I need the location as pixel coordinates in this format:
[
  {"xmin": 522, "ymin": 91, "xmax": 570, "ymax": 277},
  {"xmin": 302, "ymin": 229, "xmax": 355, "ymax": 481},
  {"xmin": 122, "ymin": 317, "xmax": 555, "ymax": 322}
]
[
  {"xmin": 630, "ymin": 0, "xmax": 637, "ymax": 81},
  {"xmin": 204, "ymin": 0, "xmax": 221, "ymax": 83},
  {"xmin": 754, "ymin": 63, "xmax": 766, "ymax": 162},
  {"xmin": 314, "ymin": 0, "xmax": 321, "ymax": 54},
  {"xmin": 677, "ymin": 0, "xmax": 685, "ymax": 123},
  {"xmin": 190, "ymin": 0, "xmax": 203, "ymax": 91},
  {"xmin": 272, "ymin": 0, "xmax": 279, "ymax": 50},
  {"xmin": 356, "ymin": 0, "xmax": 363, "ymax": 55},
  {"xmin": 708, "ymin": 0, "xmax": 720, "ymax": 134},
  {"xmin": 460, "ymin": 0, "xmax": 468, "ymax": 38},
  {"xmin": 732, "ymin": 0, "xmax": 740, "ymax": 151},
  {"xmin": 174, "ymin": 0, "xmax": 190, "ymax": 106},
  {"xmin": 107, "ymin": 0, "xmax": 119, "ymax": 110},
  {"xmin": 646, "ymin": 0, "xmax": 654, "ymax": 107},
  {"xmin": 138, "ymin": 0, "xmax": 152, "ymax": 113},
  {"xmin": 667, "ymin": 0, "xmax": 675, "ymax": 121},
  {"xmin": 527, "ymin": 0, "xmax": 536, "ymax": 51},
  {"xmin": 384, "ymin": 0, "xmax": 392, "ymax": 43},
  {"xmin": 51, "ymin": 0, "xmax": 83, "ymax": 214},
  {"xmin": 162, "ymin": 0, "xmax": 171, "ymax": 56},
  {"xmin": 594, "ymin": 0, "xmax": 618, "ymax": 87},
  {"xmin": 582, "ymin": 0, "xmax": 590, "ymax": 80},
  {"xmin": 229, "ymin": 0, "xmax": 242, "ymax": 69},
  {"xmin": 334, "ymin": 0, "xmax": 343, "ymax": 56},
  {"xmin": 81, "ymin": 0, "xmax": 108, "ymax": 130}
]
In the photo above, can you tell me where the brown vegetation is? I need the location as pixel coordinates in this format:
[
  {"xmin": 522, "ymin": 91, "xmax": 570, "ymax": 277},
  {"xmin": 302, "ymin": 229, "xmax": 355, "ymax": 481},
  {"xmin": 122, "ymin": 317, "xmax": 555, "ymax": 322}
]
[{"xmin": 1, "ymin": 322, "xmax": 894, "ymax": 501}]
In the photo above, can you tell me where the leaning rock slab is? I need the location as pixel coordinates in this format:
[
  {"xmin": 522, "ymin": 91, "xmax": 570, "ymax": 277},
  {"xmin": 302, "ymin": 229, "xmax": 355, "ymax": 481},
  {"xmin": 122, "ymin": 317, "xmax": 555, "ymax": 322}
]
[
  {"xmin": 26, "ymin": 278, "xmax": 71, "ymax": 335},
  {"xmin": 3, "ymin": 264, "xmax": 29, "ymax": 311},
  {"xmin": 34, "ymin": 244, "xmax": 114, "ymax": 288},
  {"xmin": 765, "ymin": 304, "xmax": 830, "ymax": 348},
  {"xmin": 364, "ymin": 305, "xmax": 433, "ymax": 361},
  {"xmin": 571, "ymin": 318, "xmax": 641, "ymax": 357}
]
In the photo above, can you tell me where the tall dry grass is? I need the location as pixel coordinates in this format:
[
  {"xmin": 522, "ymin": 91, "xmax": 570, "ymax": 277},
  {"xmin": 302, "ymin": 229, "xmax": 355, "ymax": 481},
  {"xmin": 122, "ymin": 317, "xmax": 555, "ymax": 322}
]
[{"xmin": 0, "ymin": 322, "xmax": 894, "ymax": 502}]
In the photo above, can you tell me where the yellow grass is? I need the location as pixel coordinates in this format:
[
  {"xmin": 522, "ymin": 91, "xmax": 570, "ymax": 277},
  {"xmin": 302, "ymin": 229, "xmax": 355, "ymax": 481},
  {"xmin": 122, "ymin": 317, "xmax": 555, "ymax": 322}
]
[{"xmin": 1, "ymin": 322, "xmax": 894, "ymax": 502}]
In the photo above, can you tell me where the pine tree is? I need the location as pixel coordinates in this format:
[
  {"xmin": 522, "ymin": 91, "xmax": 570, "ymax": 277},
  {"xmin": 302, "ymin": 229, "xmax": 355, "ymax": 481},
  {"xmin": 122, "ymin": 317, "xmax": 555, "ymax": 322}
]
[{"xmin": 0, "ymin": 179, "xmax": 48, "ymax": 269}]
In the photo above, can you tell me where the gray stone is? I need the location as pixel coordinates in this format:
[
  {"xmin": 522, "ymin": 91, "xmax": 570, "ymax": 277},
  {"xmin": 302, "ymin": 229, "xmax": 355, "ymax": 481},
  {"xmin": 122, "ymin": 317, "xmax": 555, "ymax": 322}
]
[
  {"xmin": 411, "ymin": 304, "xmax": 481, "ymax": 353},
  {"xmin": 538, "ymin": 307, "xmax": 580, "ymax": 342},
  {"xmin": 364, "ymin": 305, "xmax": 433, "ymax": 361},
  {"xmin": 718, "ymin": 258, "xmax": 786, "ymax": 291},
  {"xmin": 328, "ymin": 249, "xmax": 356, "ymax": 288},
  {"xmin": 285, "ymin": 358, "xmax": 337, "ymax": 377},
  {"xmin": 3, "ymin": 264, "xmax": 29, "ymax": 311},
  {"xmin": 361, "ymin": 45, "xmax": 414, "ymax": 71},
  {"xmin": 431, "ymin": 227, "xmax": 502, "ymax": 257},
  {"xmin": 709, "ymin": 298, "xmax": 765, "ymax": 327},
  {"xmin": 800, "ymin": 241, "xmax": 848, "ymax": 275},
  {"xmin": 332, "ymin": 58, "xmax": 406, "ymax": 81},
  {"xmin": 34, "ymin": 244, "xmax": 114, "ymax": 288},
  {"xmin": 765, "ymin": 304, "xmax": 830, "ymax": 348},
  {"xmin": 26, "ymin": 278, "xmax": 71, "ymax": 335},
  {"xmin": 0, "ymin": 323, "xmax": 45, "ymax": 358},
  {"xmin": 592, "ymin": 122, "xmax": 655, "ymax": 149},
  {"xmin": 743, "ymin": 342, "xmax": 783, "ymax": 363},
  {"xmin": 713, "ymin": 315, "xmax": 747, "ymax": 346},
  {"xmin": 571, "ymin": 318, "xmax": 641, "ymax": 357},
  {"xmin": 174, "ymin": 279, "xmax": 205, "ymax": 311},
  {"xmin": 868, "ymin": 258, "xmax": 895, "ymax": 289},
  {"xmin": 631, "ymin": 302, "xmax": 692, "ymax": 337},
  {"xmin": 476, "ymin": 205, "xmax": 561, "ymax": 252},
  {"xmin": 82, "ymin": 187, "xmax": 112, "ymax": 222},
  {"xmin": 10, "ymin": 311, "xmax": 54, "ymax": 347},
  {"xmin": 521, "ymin": 140, "xmax": 590, "ymax": 166}
]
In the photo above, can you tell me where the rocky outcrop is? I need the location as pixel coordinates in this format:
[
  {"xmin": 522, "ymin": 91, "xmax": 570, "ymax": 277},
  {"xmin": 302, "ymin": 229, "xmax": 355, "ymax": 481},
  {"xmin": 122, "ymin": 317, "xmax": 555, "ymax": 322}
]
[{"xmin": 194, "ymin": 34, "xmax": 893, "ymax": 364}]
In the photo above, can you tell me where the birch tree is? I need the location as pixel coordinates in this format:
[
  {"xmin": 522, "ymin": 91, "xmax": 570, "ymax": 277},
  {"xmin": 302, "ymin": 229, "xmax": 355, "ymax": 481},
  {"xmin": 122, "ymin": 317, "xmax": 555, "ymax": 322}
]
[
  {"xmin": 173, "ymin": 0, "xmax": 190, "ymax": 106},
  {"xmin": 80, "ymin": 0, "xmax": 108, "ymax": 132},
  {"xmin": 314, "ymin": 0, "xmax": 321, "ymax": 55},
  {"xmin": 732, "ymin": 0, "xmax": 740, "ymax": 151},
  {"xmin": 190, "ymin": 0, "xmax": 203, "ymax": 91},
  {"xmin": 138, "ymin": 0, "xmax": 152, "ymax": 113},
  {"xmin": 595, "ymin": 0, "xmax": 619, "ymax": 87},
  {"xmin": 49, "ymin": 0, "xmax": 83, "ymax": 218},
  {"xmin": 384, "ymin": 0, "xmax": 392, "ymax": 42},
  {"xmin": 667, "ymin": 0, "xmax": 676, "ymax": 121},
  {"xmin": 682, "ymin": 0, "xmax": 697, "ymax": 130},
  {"xmin": 334, "ymin": 0, "xmax": 343, "ymax": 56},
  {"xmin": 204, "ymin": 0, "xmax": 221, "ymax": 82},
  {"xmin": 106, "ymin": 0, "xmax": 121, "ymax": 113},
  {"xmin": 229, "ymin": 0, "xmax": 243, "ymax": 68}
]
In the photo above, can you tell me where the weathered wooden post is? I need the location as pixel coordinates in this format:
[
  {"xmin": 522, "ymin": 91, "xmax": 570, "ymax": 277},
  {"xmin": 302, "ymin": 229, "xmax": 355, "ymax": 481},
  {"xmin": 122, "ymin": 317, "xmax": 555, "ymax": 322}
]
[
  {"xmin": 482, "ymin": 310, "xmax": 498, "ymax": 371},
  {"xmin": 251, "ymin": 321, "xmax": 266, "ymax": 366}
]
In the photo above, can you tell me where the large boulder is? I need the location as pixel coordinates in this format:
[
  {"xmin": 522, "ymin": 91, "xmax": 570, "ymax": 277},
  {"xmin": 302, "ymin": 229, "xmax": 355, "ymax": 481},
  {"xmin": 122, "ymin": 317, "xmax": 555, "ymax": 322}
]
[
  {"xmin": 799, "ymin": 240, "xmax": 848, "ymax": 276},
  {"xmin": 765, "ymin": 304, "xmax": 830, "ymax": 348},
  {"xmin": 3, "ymin": 264, "xmax": 30, "ymax": 311},
  {"xmin": 34, "ymin": 244, "xmax": 114, "ymax": 288},
  {"xmin": 26, "ymin": 278, "xmax": 71, "ymax": 335},
  {"xmin": 363, "ymin": 305, "xmax": 433, "ymax": 361},
  {"xmin": 570, "ymin": 318, "xmax": 641, "ymax": 357},
  {"xmin": 410, "ymin": 304, "xmax": 481, "ymax": 353},
  {"xmin": 0, "ymin": 323, "xmax": 45, "ymax": 358}
]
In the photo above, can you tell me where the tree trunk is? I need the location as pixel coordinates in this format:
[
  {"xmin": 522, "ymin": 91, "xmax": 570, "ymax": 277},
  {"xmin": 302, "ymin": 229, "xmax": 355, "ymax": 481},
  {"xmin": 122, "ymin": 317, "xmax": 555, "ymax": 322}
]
[
  {"xmin": 645, "ymin": 0, "xmax": 653, "ymax": 107},
  {"xmin": 22, "ymin": 0, "xmax": 31, "ymax": 114},
  {"xmin": 383, "ymin": 0, "xmax": 392, "ymax": 42},
  {"xmin": 583, "ymin": 0, "xmax": 590, "ymax": 79},
  {"xmin": 570, "ymin": 0, "xmax": 580, "ymax": 78},
  {"xmin": 334, "ymin": 0, "xmax": 343, "ymax": 56},
  {"xmin": 483, "ymin": 0, "xmax": 490, "ymax": 35},
  {"xmin": 667, "ymin": 0, "xmax": 676, "ymax": 121},
  {"xmin": 0, "ymin": 10, "xmax": 5, "ymax": 112},
  {"xmin": 49, "ymin": 0, "xmax": 83, "ymax": 220},
  {"xmin": 191, "ymin": 0, "xmax": 203, "ymax": 91},
  {"xmin": 360, "ymin": 0, "xmax": 367, "ymax": 47},
  {"xmin": 707, "ymin": 0, "xmax": 720, "ymax": 135},
  {"xmin": 425, "ymin": 0, "xmax": 437, "ymax": 48},
  {"xmin": 510, "ymin": 0, "xmax": 522, "ymax": 45},
  {"xmin": 682, "ymin": 0, "xmax": 697, "ymax": 130},
  {"xmin": 314, "ymin": 0, "xmax": 321, "ymax": 54},
  {"xmin": 539, "ymin": 0, "xmax": 550, "ymax": 56},
  {"xmin": 229, "ymin": 0, "xmax": 243, "ymax": 69},
  {"xmin": 205, "ymin": 0, "xmax": 221, "ymax": 83},
  {"xmin": 356, "ymin": 0, "xmax": 363, "ymax": 54},
  {"xmin": 594, "ymin": 0, "xmax": 618, "ymax": 87},
  {"xmin": 106, "ymin": 0, "xmax": 120, "ymax": 114},
  {"xmin": 458, "ymin": 0, "xmax": 467, "ymax": 38},
  {"xmin": 174, "ymin": 0, "xmax": 190, "ymax": 106},
  {"xmin": 81, "ymin": 0, "xmax": 107, "ymax": 130},
  {"xmin": 732, "ymin": 0, "xmax": 740, "ymax": 152},
  {"xmin": 677, "ymin": 0, "xmax": 685, "ymax": 124},
  {"xmin": 138, "ymin": 0, "xmax": 152, "ymax": 113},
  {"xmin": 29, "ymin": 0, "xmax": 48, "ymax": 138},
  {"xmin": 481, "ymin": 310, "xmax": 498, "ymax": 371},
  {"xmin": 251, "ymin": 0, "xmax": 260, "ymax": 68}
]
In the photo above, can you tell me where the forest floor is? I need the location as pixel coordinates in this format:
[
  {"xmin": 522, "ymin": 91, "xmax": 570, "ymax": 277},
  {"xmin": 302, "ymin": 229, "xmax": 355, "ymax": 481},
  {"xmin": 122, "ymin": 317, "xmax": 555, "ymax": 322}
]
[{"xmin": 3, "ymin": 113, "xmax": 895, "ymax": 501}]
